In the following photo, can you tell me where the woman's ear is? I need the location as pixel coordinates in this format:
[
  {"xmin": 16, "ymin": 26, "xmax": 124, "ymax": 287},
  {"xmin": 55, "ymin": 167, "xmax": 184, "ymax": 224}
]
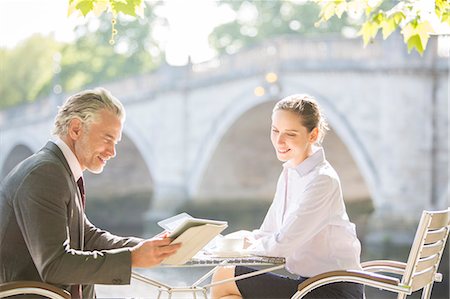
[
  {"xmin": 68, "ymin": 118, "xmax": 83, "ymax": 141},
  {"xmin": 309, "ymin": 127, "xmax": 319, "ymax": 143}
]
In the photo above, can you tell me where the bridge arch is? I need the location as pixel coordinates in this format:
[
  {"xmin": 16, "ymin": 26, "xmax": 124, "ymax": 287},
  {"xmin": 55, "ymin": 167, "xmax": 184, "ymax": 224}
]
[
  {"xmin": 83, "ymin": 128, "xmax": 155, "ymax": 235},
  {"xmin": 189, "ymin": 80, "xmax": 378, "ymax": 207},
  {"xmin": 0, "ymin": 136, "xmax": 42, "ymax": 179},
  {"xmin": 84, "ymin": 126, "xmax": 155, "ymax": 200},
  {"xmin": 187, "ymin": 88, "xmax": 275, "ymax": 199},
  {"xmin": 121, "ymin": 120, "xmax": 157, "ymax": 183},
  {"xmin": 1, "ymin": 144, "xmax": 34, "ymax": 179}
]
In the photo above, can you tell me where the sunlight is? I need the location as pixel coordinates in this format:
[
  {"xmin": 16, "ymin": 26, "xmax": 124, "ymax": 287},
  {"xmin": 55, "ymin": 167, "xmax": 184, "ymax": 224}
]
[
  {"xmin": 0, "ymin": 0, "xmax": 235, "ymax": 65},
  {"xmin": 0, "ymin": 0, "xmax": 79, "ymax": 48},
  {"xmin": 154, "ymin": 0, "xmax": 235, "ymax": 65}
]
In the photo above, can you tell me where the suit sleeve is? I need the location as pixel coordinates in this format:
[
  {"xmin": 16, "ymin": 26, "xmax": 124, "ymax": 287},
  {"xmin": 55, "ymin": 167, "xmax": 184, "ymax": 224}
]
[
  {"xmin": 83, "ymin": 216, "xmax": 143, "ymax": 250},
  {"xmin": 13, "ymin": 162, "xmax": 133, "ymax": 285}
]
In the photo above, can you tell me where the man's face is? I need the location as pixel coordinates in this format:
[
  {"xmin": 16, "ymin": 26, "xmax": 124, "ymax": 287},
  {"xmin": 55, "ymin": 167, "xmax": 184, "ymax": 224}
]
[{"xmin": 74, "ymin": 109, "xmax": 123, "ymax": 173}]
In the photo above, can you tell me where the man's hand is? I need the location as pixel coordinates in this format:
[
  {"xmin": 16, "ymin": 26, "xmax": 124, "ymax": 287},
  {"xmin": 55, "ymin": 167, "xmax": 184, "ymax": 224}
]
[{"xmin": 130, "ymin": 237, "xmax": 181, "ymax": 268}]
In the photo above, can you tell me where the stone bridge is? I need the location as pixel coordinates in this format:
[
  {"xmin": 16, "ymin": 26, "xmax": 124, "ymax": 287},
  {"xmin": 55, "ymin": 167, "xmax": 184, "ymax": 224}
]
[{"xmin": 1, "ymin": 35, "xmax": 448, "ymax": 229}]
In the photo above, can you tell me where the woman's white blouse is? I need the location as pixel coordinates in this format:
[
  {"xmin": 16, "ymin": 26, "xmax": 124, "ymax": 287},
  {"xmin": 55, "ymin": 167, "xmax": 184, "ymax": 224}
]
[{"xmin": 249, "ymin": 147, "xmax": 362, "ymax": 277}]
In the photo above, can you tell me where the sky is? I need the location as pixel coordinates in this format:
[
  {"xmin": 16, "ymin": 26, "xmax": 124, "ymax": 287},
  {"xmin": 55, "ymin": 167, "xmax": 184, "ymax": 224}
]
[
  {"xmin": 0, "ymin": 0, "xmax": 234, "ymax": 65},
  {"xmin": 0, "ymin": 1, "xmax": 78, "ymax": 47},
  {"xmin": 1, "ymin": 0, "xmax": 449, "ymax": 63}
]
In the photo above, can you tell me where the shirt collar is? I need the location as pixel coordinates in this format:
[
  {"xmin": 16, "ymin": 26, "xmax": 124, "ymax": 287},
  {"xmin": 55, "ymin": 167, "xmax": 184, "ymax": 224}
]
[
  {"xmin": 283, "ymin": 146, "xmax": 325, "ymax": 176},
  {"xmin": 54, "ymin": 137, "xmax": 83, "ymax": 181}
]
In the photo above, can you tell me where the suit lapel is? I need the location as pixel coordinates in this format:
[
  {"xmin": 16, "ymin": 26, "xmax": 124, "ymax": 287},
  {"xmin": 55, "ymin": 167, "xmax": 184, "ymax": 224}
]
[{"xmin": 43, "ymin": 141, "xmax": 85, "ymax": 250}]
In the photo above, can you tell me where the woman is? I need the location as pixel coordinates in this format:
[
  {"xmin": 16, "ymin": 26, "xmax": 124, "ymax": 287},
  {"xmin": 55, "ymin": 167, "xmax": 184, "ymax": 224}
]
[{"xmin": 211, "ymin": 94, "xmax": 364, "ymax": 299}]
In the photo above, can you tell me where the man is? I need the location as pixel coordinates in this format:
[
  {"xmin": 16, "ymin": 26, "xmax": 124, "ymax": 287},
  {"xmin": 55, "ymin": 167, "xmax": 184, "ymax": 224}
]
[{"xmin": 0, "ymin": 88, "xmax": 181, "ymax": 298}]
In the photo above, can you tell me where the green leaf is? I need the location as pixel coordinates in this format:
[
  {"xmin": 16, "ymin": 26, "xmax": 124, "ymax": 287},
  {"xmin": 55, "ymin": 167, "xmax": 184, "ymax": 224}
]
[
  {"xmin": 373, "ymin": 12, "xmax": 385, "ymax": 24},
  {"xmin": 320, "ymin": 2, "xmax": 337, "ymax": 21},
  {"xmin": 92, "ymin": 0, "xmax": 108, "ymax": 16},
  {"xmin": 435, "ymin": 0, "xmax": 450, "ymax": 18},
  {"xmin": 392, "ymin": 11, "xmax": 406, "ymax": 25},
  {"xmin": 76, "ymin": 0, "xmax": 94, "ymax": 17},
  {"xmin": 435, "ymin": 0, "xmax": 450, "ymax": 25},
  {"xmin": 401, "ymin": 21, "xmax": 416, "ymax": 43},
  {"xmin": 68, "ymin": 0, "xmax": 77, "ymax": 16},
  {"xmin": 359, "ymin": 21, "xmax": 379, "ymax": 46},
  {"xmin": 406, "ymin": 34, "xmax": 424, "ymax": 55},
  {"xmin": 110, "ymin": 0, "xmax": 142, "ymax": 17},
  {"xmin": 335, "ymin": 1, "xmax": 347, "ymax": 18},
  {"xmin": 443, "ymin": 12, "xmax": 450, "ymax": 26},
  {"xmin": 415, "ymin": 20, "xmax": 433, "ymax": 50},
  {"xmin": 365, "ymin": 5, "xmax": 373, "ymax": 17},
  {"xmin": 381, "ymin": 17, "xmax": 396, "ymax": 39}
]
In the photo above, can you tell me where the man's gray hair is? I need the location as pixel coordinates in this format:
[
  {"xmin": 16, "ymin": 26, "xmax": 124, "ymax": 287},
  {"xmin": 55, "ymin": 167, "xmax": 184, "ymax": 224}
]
[{"xmin": 53, "ymin": 87, "xmax": 125, "ymax": 138}]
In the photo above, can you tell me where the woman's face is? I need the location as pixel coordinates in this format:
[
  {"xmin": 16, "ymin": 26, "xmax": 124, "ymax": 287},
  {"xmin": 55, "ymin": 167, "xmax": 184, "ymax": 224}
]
[{"xmin": 270, "ymin": 109, "xmax": 317, "ymax": 166}]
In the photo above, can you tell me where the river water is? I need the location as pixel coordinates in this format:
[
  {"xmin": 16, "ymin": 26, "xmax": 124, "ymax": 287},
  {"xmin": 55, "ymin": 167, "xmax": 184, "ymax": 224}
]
[{"xmin": 91, "ymin": 200, "xmax": 448, "ymax": 299}]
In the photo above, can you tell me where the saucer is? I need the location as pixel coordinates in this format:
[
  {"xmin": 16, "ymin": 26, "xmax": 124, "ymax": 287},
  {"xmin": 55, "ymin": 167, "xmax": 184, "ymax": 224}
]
[{"xmin": 207, "ymin": 249, "xmax": 252, "ymax": 258}]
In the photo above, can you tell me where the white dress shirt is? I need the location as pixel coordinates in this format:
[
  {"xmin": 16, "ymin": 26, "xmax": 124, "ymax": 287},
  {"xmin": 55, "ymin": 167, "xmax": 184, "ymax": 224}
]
[
  {"xmin": 54, "ymin": 138, "xmax": 83, "ymax": 183},
  {"xmin": 249, "ymin": 147, "xmax": 362, "ymax": 277}
]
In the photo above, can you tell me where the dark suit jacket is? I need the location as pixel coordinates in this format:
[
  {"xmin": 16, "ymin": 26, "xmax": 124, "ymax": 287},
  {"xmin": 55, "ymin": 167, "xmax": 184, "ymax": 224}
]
[{"xmin": 0, "ymin": 141, "xmax": 142, "ymax": 298}]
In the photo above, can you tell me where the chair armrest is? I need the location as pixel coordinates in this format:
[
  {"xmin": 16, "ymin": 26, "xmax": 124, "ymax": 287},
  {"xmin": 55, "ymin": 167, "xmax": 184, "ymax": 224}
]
[
  {"xmin": 361, "ymin": 260, "xmax": 406, "ymax": 269},
  {"xmin": 298, "ymin": 270, "xmax": 400, "ymax": 290},
  {"xmin": 0, "ymin": 281, "xmax": 70, "ymax": 299},
  {"xmin": 361, "ymin": 260, "xmax": 443, "ymax": 282},
  {"xmin": 361, "ymin": 260, "xmax": 407, "ymax": 275},
  {"xmin": 291, "ymin": 270, "xmax": 409, "ymax": 299}
]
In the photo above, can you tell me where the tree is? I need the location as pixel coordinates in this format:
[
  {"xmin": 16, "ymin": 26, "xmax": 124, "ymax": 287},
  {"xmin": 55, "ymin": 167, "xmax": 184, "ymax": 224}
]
[
  {"xmin": 69, "ymin": 0, "xmax": 145, "ymax": 18},
  {"xmin": 0, "ymin": 35, "xmax": 62, "ymax": 108},
  {"xmin": 59, "ymin": 1, "xmax": 164, "ymax": 92},
  {"xmin": 68, "ymin": 0, "xmax": 146, "ymax": 46},
  {"xmin": 68, "ymin": 0, "xmax": 450, "ymax": 55},
  {"xmin": 314, "ymin": 0, "xmax": 450, "ymax": 54},
  {"xmin": 209, "ymin": 0, "xmax": 358, "ymax": 55},
  {"xmin": 0, "ymin": 1, "xmax": 165, "ymax": 109}
]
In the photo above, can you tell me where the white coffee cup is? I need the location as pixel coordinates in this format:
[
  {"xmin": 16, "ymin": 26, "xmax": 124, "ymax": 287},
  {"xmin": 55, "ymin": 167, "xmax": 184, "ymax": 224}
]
[{"xmin": 216, "ymin": 237, "xmax": 244, "ymax": 252}]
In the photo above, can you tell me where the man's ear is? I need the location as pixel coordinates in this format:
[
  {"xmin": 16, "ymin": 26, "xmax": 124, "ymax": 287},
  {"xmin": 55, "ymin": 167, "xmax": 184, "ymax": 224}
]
[
  {"xmin": 68, "ymin": 118, "xmax": 83, "ymax": 141},
  {"xmin": 309, "ymin": 127, "xmax": 319, "ymax": 143}
]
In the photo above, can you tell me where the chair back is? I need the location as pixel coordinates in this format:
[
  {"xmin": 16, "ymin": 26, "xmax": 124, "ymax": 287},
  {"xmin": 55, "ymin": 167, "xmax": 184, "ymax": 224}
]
[{"xmin": 401, "ymin": 208, "xmax": 450, "ymax": 292}]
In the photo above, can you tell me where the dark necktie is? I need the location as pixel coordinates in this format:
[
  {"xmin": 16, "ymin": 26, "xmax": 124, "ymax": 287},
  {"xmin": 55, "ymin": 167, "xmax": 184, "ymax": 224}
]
[
  {"xmin": 71, "ymin": 285, "xmax": 82, "ymax": 299},
  {"xmin": 77, "ymin": 177, "xmax": 86, "ymax": 208},
  {"xmin": 72, "ymin": 177, "xmax": 85, "ymax": 298}
]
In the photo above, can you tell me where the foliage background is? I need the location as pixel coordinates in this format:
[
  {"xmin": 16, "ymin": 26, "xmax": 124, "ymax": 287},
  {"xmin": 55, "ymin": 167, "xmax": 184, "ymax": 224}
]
[{"xmin": 1, "ymin": 0, "xmax": 448, "ymax": 110}]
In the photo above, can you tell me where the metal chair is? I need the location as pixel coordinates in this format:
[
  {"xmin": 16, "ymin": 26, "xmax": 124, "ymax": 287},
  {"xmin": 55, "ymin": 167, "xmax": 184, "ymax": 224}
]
[
  {"xmin": 0, "ymin": 281, "xmax": 70, "ymax": 299},
  {"xmin": 291, "ymin": 208, "xmax": 450, "ymax": 299}
]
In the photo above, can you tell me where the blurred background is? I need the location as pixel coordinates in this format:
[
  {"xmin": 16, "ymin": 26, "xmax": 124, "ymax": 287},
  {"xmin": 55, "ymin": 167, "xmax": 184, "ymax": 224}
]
[{"xmin": 0, "ymin": 0, "xmax": 448, "ymax": 298}]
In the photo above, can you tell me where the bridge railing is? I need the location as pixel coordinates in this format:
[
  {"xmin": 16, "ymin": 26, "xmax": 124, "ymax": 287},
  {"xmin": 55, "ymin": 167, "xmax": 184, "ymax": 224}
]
[
  {"xmin": 1, "ymin": 35, "xmax": 447, "ymax": 127},
  {"xmin": 189, "ymin": 34, "xmax": 446, "ymax": 87}
]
